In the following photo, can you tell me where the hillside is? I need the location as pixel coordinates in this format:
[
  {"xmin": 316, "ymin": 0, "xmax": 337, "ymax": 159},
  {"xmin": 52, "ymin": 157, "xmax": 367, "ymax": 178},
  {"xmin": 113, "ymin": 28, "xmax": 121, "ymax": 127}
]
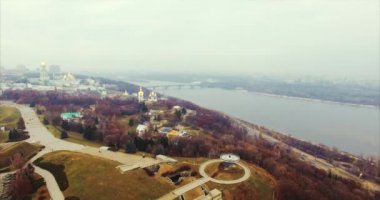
[
  {"xmin": 34, "ymin": 151, "xmax": 175, "ymax": 200},
  {"xmin": 2, "ymin": 88, "xmax": 378, "ymax": 200},
  {"xmin": 0, "ymin": 142, "xmax": 42, "ymax": 171},
  {"xmin": 0, "ymin": 106, "xmax": 21, "ymax": 128},
  {"xmin": 34, "ymin": 151, "xmax": 275, "ymax": 200}
]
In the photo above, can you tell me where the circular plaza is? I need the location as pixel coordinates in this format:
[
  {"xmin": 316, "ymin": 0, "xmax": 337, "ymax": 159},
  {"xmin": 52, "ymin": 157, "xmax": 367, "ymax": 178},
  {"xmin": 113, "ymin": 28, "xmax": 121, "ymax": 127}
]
[{"xmin": 199, "ymin": 154, "xmax": 251, "ymax": 185}]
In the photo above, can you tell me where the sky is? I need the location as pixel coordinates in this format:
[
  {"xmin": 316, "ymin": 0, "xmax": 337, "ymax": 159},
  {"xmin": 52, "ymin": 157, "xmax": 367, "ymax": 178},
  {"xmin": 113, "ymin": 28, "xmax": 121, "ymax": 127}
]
[{"xmin": 1, "ymin": 0, "xmax": 379, "ymax": 80}]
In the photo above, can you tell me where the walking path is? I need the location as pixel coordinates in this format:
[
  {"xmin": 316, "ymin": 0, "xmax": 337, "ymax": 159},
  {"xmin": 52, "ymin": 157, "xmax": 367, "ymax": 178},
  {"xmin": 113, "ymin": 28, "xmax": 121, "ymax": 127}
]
[
  {"xmin": 0, "ymin": 101, "xmax": 178, "ymax": 200},
  {"xmin": 1, "ymin": 101, "xmax": 85, "ymax": 200},
  {"xmin": 199, "ymin": 159, "xmax": 251, "ymax": 185},
  {"xmin": 158, "ymin": 159, "xmax": 251, "ymax": 200},
  {"xmin": 34, "ymin": 166, "xmax": 65, "ymax": 200}
]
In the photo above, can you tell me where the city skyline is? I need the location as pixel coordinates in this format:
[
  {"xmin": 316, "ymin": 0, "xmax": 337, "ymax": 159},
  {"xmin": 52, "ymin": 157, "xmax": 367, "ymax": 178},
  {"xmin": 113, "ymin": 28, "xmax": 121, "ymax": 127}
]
[{"xmin": 1, "ymin": 0, "xmax": 379, "ymax": 81}]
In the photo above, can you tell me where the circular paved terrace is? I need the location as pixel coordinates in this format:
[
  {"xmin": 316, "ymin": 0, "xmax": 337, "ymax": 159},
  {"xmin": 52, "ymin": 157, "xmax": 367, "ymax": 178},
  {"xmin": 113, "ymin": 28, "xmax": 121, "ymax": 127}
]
[{"xmin": 199, "ymin": 159, "xmax": 251, "ymax": 185}]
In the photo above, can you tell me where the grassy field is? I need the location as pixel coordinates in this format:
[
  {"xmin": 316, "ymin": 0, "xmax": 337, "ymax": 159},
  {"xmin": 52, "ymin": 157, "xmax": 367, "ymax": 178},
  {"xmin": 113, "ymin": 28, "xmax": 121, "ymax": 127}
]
[
  {"xmin": 0, "ymin": 142, "xmax": 43, "ymax": 171},
  {"xmin": 0, "ymin": 106, "xmax": 21, "ymax": 142},
  {"xmin": 0, "ymin": 132, "xmax": 9, "ymax": 143},
  {"xmin": 151, "ymin": 156, "xmax": 274, "ymax": 200},
  {"xmin": 35, "ymin": 108, "xmax": 103, "ymax": 147},
  {"xmin": 204, "ymin": 162, "xmax": 245, "ymax": 181},
  {"xmin": 207, "ymin": 161, "xmax": 276, "ymax": 200},
  {"xmin": 46, "ymin": 125, "xmax": 103, "ymax": 148},
  {"xmin": 0, "ymin": 106, "xmax": 21, "ymax": 127},
  {"xmin": 34, "ymin": 151, "xmax": 175, "ymax": 200}
]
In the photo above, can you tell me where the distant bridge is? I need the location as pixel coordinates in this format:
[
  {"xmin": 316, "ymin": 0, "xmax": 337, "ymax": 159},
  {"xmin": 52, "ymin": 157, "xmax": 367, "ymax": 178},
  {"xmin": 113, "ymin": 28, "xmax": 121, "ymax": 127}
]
[{"xmin": 146, "ymin": 83, "xmax": 203, "ymax": 90}]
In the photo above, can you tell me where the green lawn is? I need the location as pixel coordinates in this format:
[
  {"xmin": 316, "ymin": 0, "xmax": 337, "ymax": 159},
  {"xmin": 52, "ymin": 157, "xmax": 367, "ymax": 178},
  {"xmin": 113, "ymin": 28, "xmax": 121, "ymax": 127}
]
[
  {"xmin": 37, "ymin": 108, "xmax": 103, "ymax": 147},
  {"xmin": 34, "ymin": 151, "xmax": 174, "ymax": 200},
  {"xmin": 45, "ymin": 125, "xmax": 103, "ymax": 148}
]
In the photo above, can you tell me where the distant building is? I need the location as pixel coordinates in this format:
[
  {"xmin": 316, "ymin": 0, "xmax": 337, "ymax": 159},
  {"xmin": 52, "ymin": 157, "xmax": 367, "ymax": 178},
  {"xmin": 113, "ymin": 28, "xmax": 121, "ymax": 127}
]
[
  {"xmin": 173, "ymin": 106, "xmax": 182, "ymax": 111},
  {"xmin": 63, "ymin": 73, "xmax": 76, "ymax": 82},
  {"xmin": 138, "ymin": 86, "xmax": 144, "ymax": 103},
  {"xmin": 61, "ymin": 112, "xmax": 82, "ymax": 121},
  {"xmin": 148, "ymin": 91, "xmax": 158, "ymax": 102},
  {"xmin": 167, "ymin": 130, "xmax": 180, "ymax": 138},
  {"xmin": 49, "ymin": 65, "xmax": 61, "ymax": 79},
  {"xmin": 40, "ymin": 62, "xmax": 49, "ymax": 85},
  {"xmin": 159, "ymin": 127, "xmax": 172, "ymax": 135},
  {"xmin": 60, "ymin": 73, "xmax": 79, "ymax": 88},
  {"xmin": 136, "ymin": 124, "xmax": 148, "ymax": 137}
]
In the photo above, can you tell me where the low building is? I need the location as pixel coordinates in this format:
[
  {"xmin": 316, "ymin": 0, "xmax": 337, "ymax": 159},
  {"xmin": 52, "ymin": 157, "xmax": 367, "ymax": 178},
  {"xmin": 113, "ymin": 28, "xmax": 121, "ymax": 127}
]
[
  {"xmin": 159, "ymin": 127, "xmax": 172, "ymax": 135},
  {"xmin": 148, "ymin": 91, "xmax": 158, "ymax": 102},
  {"xmin": 173, "ymin": 105, "xmax": 182, "ymax": 110},
  {"xmin": 167, "ymin": 130, "xmax": 180, "ymax": 138},
  {"xmin": 136, "ymin": 124, "xmax": 148, "ymax": 137},
  {"xmin": 60, "ymin": 112, "xmax": 82, "ymax": 121}
]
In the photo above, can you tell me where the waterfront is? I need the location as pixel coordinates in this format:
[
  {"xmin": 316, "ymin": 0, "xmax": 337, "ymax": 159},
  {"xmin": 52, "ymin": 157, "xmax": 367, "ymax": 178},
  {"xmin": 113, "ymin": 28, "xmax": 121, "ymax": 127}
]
[{"xmin": 137, "ymin": 80, "xmax": 380, "ymax": 156}]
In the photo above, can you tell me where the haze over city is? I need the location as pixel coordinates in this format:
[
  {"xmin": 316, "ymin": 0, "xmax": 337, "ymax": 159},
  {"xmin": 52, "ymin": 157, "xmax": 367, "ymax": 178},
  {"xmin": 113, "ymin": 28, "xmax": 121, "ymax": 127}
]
[
  {"xmin": 1, "ymin": 0, "xmax": 380, "ymax": 200},
  {"xmin": 1, "ymin": 0, "xmax": 379, "ymax": 80}
]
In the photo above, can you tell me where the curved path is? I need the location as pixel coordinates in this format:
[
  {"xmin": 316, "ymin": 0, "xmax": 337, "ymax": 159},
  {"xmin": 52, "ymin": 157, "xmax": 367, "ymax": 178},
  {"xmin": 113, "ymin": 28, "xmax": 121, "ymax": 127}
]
[
  {"xmin": 199, "ymin": 159, "xmax": 251, "ymax": 185},
  {"xmin": 159, "ymin": 159, "xmax": 251, "ymax": 200},
  {"xmin": 1, "ymin": 101, "xmax": 85, "ymax": 200},
  {"xmin": 1, "ymin": 101, "xmax": 173, "ymax": 200}
]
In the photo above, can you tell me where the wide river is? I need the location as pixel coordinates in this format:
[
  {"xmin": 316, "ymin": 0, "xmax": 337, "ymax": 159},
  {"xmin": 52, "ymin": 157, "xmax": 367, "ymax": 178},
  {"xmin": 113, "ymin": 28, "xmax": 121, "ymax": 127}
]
[{"xmin": 136, "ymin": 80, "xmax": 379, "ymax": 156}]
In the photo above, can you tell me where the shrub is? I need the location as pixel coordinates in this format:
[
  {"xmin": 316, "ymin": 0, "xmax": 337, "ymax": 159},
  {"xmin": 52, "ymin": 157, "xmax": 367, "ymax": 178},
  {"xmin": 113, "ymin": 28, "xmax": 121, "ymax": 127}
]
[{"xmin": 60, "ymin": 130, "xmax": 68, "ymax": 139}]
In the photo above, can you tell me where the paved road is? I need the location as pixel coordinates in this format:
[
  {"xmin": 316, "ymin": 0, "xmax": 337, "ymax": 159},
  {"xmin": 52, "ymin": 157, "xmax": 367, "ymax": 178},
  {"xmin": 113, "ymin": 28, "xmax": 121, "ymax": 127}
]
[
  {"xmin": 1, "ymin": 101, "xmax": 85, "ymax": 200},
  {"xmin": 1, "ymin": 101, "xmax": 173, "ymax": 199},
  {"xmin": 158, "ymin": 177, "xmax": 210, "ymax": 200},
  {"xmin": 237, "ymin": 119, "xmax": 380, "ymax": 192},
  {"xmin": 34, "ymin": 166, "xmax": 65, "ymax": 200},
  {"xmin": 159, "ymin": 159, "xmax": 251, "ymax": 200},
  {"xmin": 78, "ymin": 147, "xmax": 161, "ymax": 169}
]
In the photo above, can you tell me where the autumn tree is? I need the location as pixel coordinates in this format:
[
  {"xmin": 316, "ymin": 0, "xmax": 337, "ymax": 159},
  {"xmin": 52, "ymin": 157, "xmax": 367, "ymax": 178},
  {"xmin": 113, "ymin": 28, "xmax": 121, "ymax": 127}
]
[
  {"xmin": 9, "ymin": 165, "xmax": 34, "ymax": 200},
  {"xmin": 10, "ymin": 153, "xmax": 26, "ymax": 170}
]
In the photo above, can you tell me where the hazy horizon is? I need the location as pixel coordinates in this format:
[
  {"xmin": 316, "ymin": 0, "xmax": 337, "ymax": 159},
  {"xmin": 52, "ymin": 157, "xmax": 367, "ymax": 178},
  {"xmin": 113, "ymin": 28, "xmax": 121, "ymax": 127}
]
[{"xmin": 1, "ymin": 0, "xmax": 379, "ymax": 81}]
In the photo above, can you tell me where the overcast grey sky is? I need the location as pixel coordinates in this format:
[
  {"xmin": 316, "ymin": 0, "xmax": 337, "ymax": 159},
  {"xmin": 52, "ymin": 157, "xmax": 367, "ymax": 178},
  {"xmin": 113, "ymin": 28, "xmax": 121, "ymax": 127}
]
[{"xmin": 1, "ymin": 0, "xmax": 379, "ymax": 80}]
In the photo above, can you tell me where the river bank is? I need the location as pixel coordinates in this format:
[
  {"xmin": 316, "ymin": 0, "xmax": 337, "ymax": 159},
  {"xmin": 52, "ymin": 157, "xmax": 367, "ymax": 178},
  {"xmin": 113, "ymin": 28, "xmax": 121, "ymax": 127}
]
[{"xmin": 135, "ymin": 80, "xmax": 380, "ymax": 156}]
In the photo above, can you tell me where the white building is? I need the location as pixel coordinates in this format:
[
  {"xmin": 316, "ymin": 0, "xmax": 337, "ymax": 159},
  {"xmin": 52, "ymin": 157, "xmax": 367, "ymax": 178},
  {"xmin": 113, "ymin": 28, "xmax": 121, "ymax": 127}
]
[
  {"xmin": 136, "ymin": 124, "xmax": 148, "ymax": 137},
  {"xmin": 123, "ymin": 90, "xmax": 129, "ymax": 96},
  {"xmin": 173, "ymin": 106, "xmax": 182, "ymax": 111},
  {"xmin": 40, "ymin": 62, "xmax": 49, "ymax": 85},
  {"xmin": 148, "ymin": 91, "xmax": 158, "ymax": 102}
]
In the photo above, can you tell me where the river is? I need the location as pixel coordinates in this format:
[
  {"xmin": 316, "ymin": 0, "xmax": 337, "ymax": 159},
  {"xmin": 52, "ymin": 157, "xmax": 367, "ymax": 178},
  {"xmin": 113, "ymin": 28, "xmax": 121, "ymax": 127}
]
[{"xmin": 135, "ymin": 80, "xmax": 380, "ymax": 156}]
